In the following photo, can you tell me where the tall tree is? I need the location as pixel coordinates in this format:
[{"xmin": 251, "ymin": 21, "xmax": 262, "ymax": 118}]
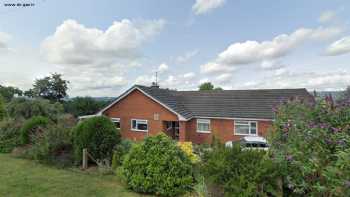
[
  {"xmin": 199, "ymin": 82, "xmax": 214, "ymax": 91},
  {"xmin": 32, "ymin": 73, "xmax": 69, "ymax": 102},
  {"xmin": 339, "ymin": 86, "xmax": 350, "ymax": 102},
  {"xmin": 214, "ymin": 87, "xmax": 223, "ymax": 90},
  {"xmin": 24, "ymin": 89, "xmax": 35, "ymax": 98},
  {"xmin": 64, "ymin": 97, "xmax": 109, "ymax": 117},
  {"xmin": 0, "ymin": 85, "xmax": 22, "ymax": 102},
  {"xmin": 198, "ymin": 82, "xmax": 222, "ymax": 91},
  {"xmin": 0, "ymin": 95, "xmax": 6, "ymax": 121}
]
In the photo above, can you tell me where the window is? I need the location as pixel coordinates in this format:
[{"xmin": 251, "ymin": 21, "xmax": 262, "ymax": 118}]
[
  {"xmin": 131, "ymin": 119, "xmax": 148, "ymax": 132},
  {"xmin": 111, "ymin": 118, "xmax": 120, "ymax": 129},
  {"xmin": 234, "ymin": 121, "xmax": 258, "ymax": 136},
  {"xmin": 197, "ymin": 119, "xmax": 211, "ymax": 133}
]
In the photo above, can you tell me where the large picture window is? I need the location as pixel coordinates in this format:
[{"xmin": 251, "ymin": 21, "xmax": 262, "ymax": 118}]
[
  {"xmin": 197, "ymin": 119, "xmax": 211, "ymax": 133},
  {"xmin": 234, "ymin": 121, "xmax": 257, "ymax": 135},
  {"xmin": 131, "ymin": 119, "xmax": 148, "ymax": 132}
]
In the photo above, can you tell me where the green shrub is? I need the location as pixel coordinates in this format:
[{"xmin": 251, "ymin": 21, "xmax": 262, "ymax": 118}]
[
  {"xmin": 28, "ymin": 124, "xmax": 74, "ymax": 167},
  {"xmin": 112, "ymin": 139, "xmax": 133, "ymax": 170},
  {"xmin": 20, "ymin": 116, "xmax": 49, "ymax": 144},
  {"xmin": 270, "ymin": 98, "xmax": 350, "ymax": 196},
  {"xmin": 6, "ymin": 98, "xmax": 63, "ymax": 121},
  {"xmin": 72, "ymin": 116, "xmax": 121, "ymax": 163},
  {"xmin": 122, "ymin": 134, "xmax": 194, "ymax": 197},
  {"xmin": 202, "ymin": 144, "xmax": 281, "ymax": 196},
  {"xmin": 0, "ymin": 95, "xmax": 6, "ymax": 121},
  {"xmin": 0, "ymin": 118, "xmax": 23, "ymax": 153}
]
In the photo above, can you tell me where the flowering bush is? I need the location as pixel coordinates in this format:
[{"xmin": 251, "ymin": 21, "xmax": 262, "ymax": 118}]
[
  {"xmin": 178, "ymin": 141, "xmax": 200, "ymax": 163},
  {"xmin": 270, "ymin": 97, "xmax": 350, "ymax": 196}
]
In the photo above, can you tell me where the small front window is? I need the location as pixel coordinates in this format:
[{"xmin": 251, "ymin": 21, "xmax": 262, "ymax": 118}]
[
  {"xmin": 234, "ymin": 121, "xmax": 258, "ymax": 136},
  {"xmin": 111, "ymin": 118, "xmax": 120, "ymax": 129},
  {"xmin": 131, "ymin": 119, "xmax": 148, "ymax": 132},
  {"xmin": 197, "ymin": 119, "xmax": 211, "ymax": 133}
]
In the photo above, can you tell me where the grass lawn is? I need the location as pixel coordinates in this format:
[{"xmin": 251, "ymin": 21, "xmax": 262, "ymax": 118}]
[{"xmin": 0, "ymin": 154, "xmax": 149, "ymax": 197}]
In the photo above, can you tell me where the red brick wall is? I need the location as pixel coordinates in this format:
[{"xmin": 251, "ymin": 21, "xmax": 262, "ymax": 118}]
[
  {"xmin": 103, "ymin": 89, "xmax": 273, "ymax": 144},
  {"xmin": 103, "ymin": 89, "xmax": 178, "ymax": 141},
  {"xmin": 185, "ymin": 118, "xmax": 273, "ymax": 144}
]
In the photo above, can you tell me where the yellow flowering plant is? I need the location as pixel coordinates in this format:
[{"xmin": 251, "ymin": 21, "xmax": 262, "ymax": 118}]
[{"xmin": 178, "ymin": 141, "xmax": 200, "ymax": 163}]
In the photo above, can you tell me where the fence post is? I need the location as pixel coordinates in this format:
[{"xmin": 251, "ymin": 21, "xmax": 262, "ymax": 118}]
[{"xmin": 82, "ymin": 148, "xmax": 88, "ymax": 169}]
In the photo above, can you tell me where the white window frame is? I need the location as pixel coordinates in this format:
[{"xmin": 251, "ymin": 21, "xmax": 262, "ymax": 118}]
[
  {"xmin": 131, "ymin": 119, "xmax": 148, "ymax": 132},
  {"xmin": 196, "ymin": 119, "xmax": 211, "ymax": 133},
  {"xmin": 234, "ymin": 120, "xmax": 258, "ymax": 136},
  {"xmin": 111, "ymin": 118, "xmax": 121, "ymax": 129}
]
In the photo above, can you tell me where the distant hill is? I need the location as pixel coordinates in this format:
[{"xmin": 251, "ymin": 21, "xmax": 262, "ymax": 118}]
[
  {"xmin": 92, "ymin": 97, "xmax": 116, "ymax": 102},
  {"xmin": 64, "ymin": 97, "xmax": 116, "ymax": 102},
  {"xmin": 310, "ymin": 91, "xmax": 343, "ymax": 100}
]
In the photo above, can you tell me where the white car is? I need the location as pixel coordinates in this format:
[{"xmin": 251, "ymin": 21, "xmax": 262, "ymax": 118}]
[{"xmin": 225, "ymin": 136, "xmax": 269, "ymax": 151}]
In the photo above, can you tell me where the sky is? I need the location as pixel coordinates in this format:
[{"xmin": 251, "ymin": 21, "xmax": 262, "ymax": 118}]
[{"xmin": 0, "ymin": 0, "xmax": 350, "ymax": 97}]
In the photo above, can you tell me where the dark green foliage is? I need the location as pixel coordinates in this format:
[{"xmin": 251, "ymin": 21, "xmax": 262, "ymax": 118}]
[
  {"xmin": 6, "ymin": 98, "xmax": 63, "ymax": 121},
  {"xmin": 0, "ymin": 95, "xmax": 6, "ymax": 121},
  {"xmin": 122, "ymin": 134, "xmax": 194, "ymax": 197},
  {"xmin": 198, "ymin": 82, "xmax": 223, "ymax": 91},
  {"xmin": 24, "ymin": 88, "xmax": 35, "ymax": 98},
  {"xmin": 199, "ymin": 82, "xmax": 214, "ymax": 91},
  {"xmin": 338, "ymin": 86, "xmax": 350, "ymax": 103},
  {"xmin": 72, "ymin": 116, "xmax": 121, "ymax": 162},
  {"xmin": 20, "ymin": 116, "xmax": 49, "ymax": 144},
  {"xmin": 32, "ymin": 73, "xmax": 69, "ymax": 102},
  {"xmin": 28, "ymin": 124, "xmax": 74, "ymax": 167},
  {"xmin": 0, "ymin": 118, "xmax": 23, "ymax": 153},
  {"xmin": 111, "ymin": 139, "xmax": 133, "ymax": 169},
  {"xmin": 270, "ymin": 98, "xmax": 350, "ymax": 196},
  {"xmin": 202, "ymin": 144, "xmax": 281, "ymax": 197},
  {"xmin": 63, "ymin": 97, "xmax": 109, "ymax": 117},
  {"xmin": 0, "ymin": 85, "xmax": 22, "ymax": 102}
]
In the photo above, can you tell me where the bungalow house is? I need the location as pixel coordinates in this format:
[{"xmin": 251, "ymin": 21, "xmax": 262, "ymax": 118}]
[{"xmin": 94, "ymin": 84, "xmax": 313, "ymax": 144}]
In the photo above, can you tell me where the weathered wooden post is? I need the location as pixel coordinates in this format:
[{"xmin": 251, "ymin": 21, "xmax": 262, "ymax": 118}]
[{"xmin": 82, "ymin": 148, "xmax": 88, "ymax": 169}]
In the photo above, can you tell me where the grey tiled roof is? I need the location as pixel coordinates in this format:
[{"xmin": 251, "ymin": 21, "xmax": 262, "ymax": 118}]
[{"xmin": 136, "ymin": 85, "xmax": 313, "ymax": 120}]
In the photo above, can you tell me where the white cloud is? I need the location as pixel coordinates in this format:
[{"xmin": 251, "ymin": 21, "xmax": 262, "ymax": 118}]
[
  {"xmin": 200, "ymin": 62, "xmax": 236, "ymax": 74},
  {"xmin": 176, "ymin": 50, "xmax": 199, "ymax": 63},
  {"xmin": 192, "ymin": 0, "xmax": 225, "ymax": 15},
  {"xmin": 0, "ymin": 32, "xmax": 11, "ymax": 51},
  {"xmin": 183, "ymin": 72, "xmax": 196, "ymax": 79},
  {"xmin": 41, "ymin": 19, "xmax": 165, "ymax": 96},
  {"xmin": 325, "ymin": 36, "xmax": 350, "ymax": 56},
  {"xmin": 200, "ymin": 26, "xmax": 343, "ymax": 75},
  {"xmin": 260, "ymin": 60, "xmax": 285, "ymax": 70},
  {"xmin": 214, "ymin": 73, "xmax": 232, "ymax": 83},
  {"xmin": 135, "ymin": 75, "xmax": 154, "ymax": 86},
  {"xmin": 217, "ymin": 27, "xmax": 342, "ymax": 65},
  {"xmin": 135, "ymin": 72, "xmax": 198, "ymax": 90},
  {"xmin": 157, "ymin": 63, "xmax": 169, "ymax": 73},
  {"xmin": 41, "ymin": 19, "xmax": 165, "ymax": 65},
  {"xmin": 161, "ymin": 73, "xmax": 199, "ymax": 90},
  {"xmin": 234, "ymin": 70, "xmax": 350, "ymax": 91},
  {"xmin": 319, "ymin": 11, "xmax": 337, "ymax": 23}
]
